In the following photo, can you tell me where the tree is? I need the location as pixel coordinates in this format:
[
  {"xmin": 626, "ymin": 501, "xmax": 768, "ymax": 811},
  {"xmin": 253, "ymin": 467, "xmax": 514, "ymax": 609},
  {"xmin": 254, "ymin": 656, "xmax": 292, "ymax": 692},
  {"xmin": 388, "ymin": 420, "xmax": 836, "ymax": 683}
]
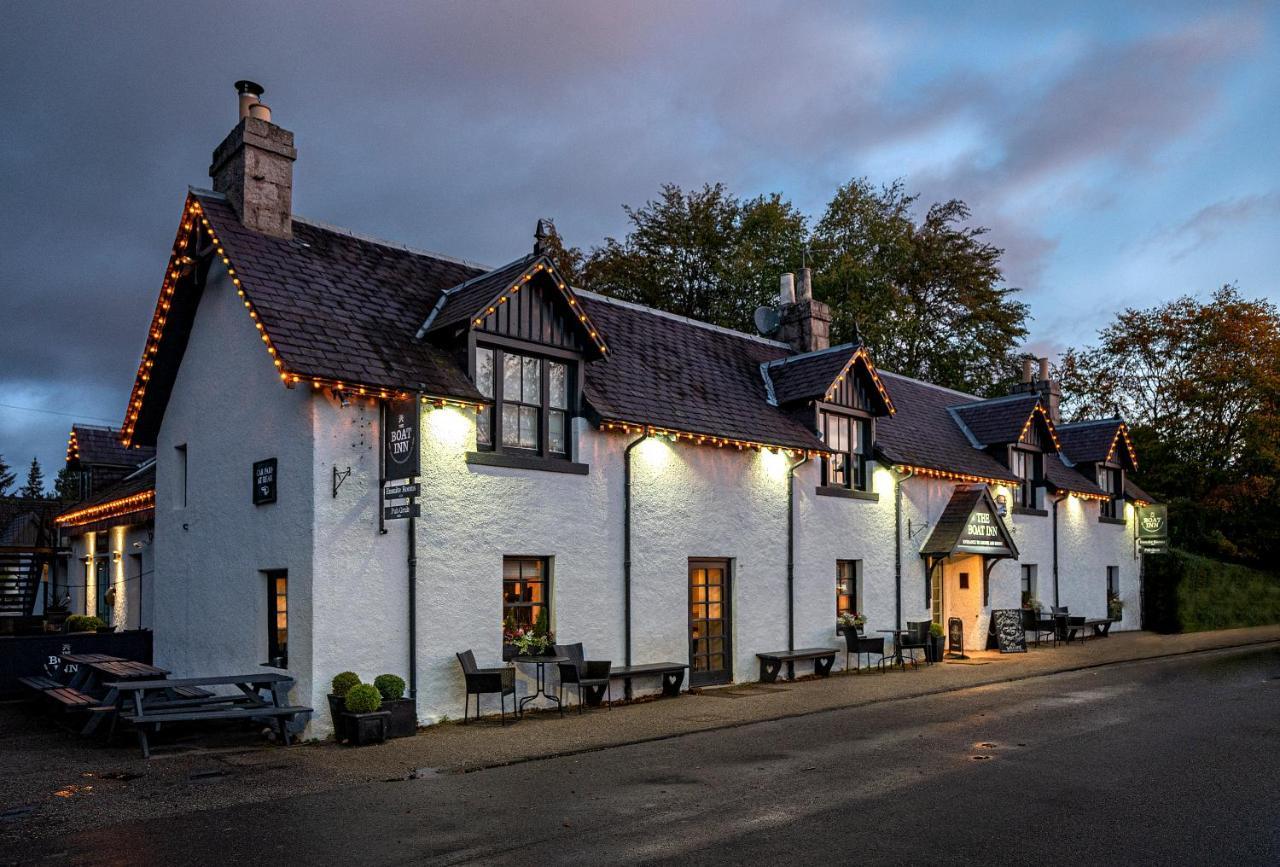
[
  {"xmin": 54, "ymin": 465, "xmax": 80, "ymax": 501},
  {"xmin": 581, "ymin": 183, "xmax": 808, "ymax": 333},
  {"xmin": 535, "ymin": 219, "xmax": 585, "ymax": 287},
  {"xmin": 1059, "ymin": 285, "xmax": 1280, "ymax": 563},
  {"xmin": 20, "ymin": 457, "xmax": 45, "ymax": 499},
  {"xmin": 809, "ymin": 178, "xmax": 1028, "ymax": 395},
  {"xmin": 0, "ymin": 454, "xmax": 14, "ymax": 497}
]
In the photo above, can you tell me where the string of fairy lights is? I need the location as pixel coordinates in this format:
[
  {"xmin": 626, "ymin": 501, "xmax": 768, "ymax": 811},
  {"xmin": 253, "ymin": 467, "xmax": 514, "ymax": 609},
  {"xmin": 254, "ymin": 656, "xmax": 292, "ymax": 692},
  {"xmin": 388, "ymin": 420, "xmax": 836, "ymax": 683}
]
[
  {"xmin": 55, "ymin": 490, "xmax": 155, "ymax": 528},
  {"xmin": 1106, "ymin": 423, "xmax": 1139, "ymax": 469},
  {"xmin": 823, "ymin": 347, "xmax": 896, "ymax": 415},
  {"xmin": 600, "ymin": 421, "xmax": 825, "ymax": 458},
  {"xmin": 468, "ymin": 260, "xmax": 609, "ymax": 356}
]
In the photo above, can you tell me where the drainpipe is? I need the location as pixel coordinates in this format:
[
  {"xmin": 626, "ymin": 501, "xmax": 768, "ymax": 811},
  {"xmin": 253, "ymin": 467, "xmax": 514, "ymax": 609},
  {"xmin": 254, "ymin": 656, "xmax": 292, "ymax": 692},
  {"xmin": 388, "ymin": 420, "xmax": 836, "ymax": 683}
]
[
  {"xmin": 408, "ymin": 495, "xmax": 417, "ymax": 700},
  {"xmin": 894, "ymin": 467, "xmax": 914, "ymax": 630},
  {"xmin": 785, "ymin": 452, "xmax": 810, "ymax": 654},
  {"xmin": 1051, "ymin": 492, "xmax": 1068, "ymax": 607},
  {"xmin": 623, "ymin": 428, "xmax": 651, "ymax": 698}
]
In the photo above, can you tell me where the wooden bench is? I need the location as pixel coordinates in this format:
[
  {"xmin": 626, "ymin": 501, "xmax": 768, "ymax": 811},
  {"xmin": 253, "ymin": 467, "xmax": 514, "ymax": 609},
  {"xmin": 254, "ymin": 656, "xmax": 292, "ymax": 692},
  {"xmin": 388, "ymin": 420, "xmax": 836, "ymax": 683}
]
[
  {"xmin": 609, "ymin": 663, "xmax": 688, "ymax": 699},
  {"xmin": 756, "ymin": 648, "xmax": 838, "ymax": 683},
  {"xmin": 1067, "ymin": 618, "xmax": 1113, "ymax": 643},
  {"xmin": 120, "ymin": 704, "xmax": 310, "ymax": 759},
  {"xmin": 44, "ymin": 687, "xmax": 96, "ymax": 709},
  {"xmin": 17, "ymin": 675, "xmax": 62, "ymax": 692}
]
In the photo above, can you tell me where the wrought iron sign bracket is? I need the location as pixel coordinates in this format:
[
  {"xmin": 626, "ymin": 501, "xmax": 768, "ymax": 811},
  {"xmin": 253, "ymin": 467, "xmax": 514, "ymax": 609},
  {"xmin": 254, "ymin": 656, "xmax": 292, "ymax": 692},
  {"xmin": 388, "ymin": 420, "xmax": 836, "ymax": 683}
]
[{"xmin": 332, "ymin": 465, "xmax": 352, "ymax": 498}]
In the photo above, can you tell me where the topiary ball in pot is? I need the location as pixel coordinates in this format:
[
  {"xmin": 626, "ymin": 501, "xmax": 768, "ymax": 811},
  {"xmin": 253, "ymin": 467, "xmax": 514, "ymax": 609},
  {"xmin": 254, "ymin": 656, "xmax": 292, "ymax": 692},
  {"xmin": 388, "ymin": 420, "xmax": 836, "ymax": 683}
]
[
  {"xmin": 373, "ymin": 674, "xmax": 406, "ymax": 701},
  {"xmin": 331, "ymin": 671, "xmax": 361, "ymax": 698},
  {"xmin": 344, "ymin": 683, "xmax": 383, "ymax": 714}
]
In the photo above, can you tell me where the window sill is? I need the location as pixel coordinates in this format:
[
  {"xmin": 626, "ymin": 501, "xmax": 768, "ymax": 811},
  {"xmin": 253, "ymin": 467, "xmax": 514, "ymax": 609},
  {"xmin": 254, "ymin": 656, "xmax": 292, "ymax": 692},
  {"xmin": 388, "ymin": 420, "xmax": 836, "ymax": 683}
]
[
  {"xmin": 1012, "ymin": 506, "xmax": 1048, "ymax": 517},
  {"xmin": 1098, "ymin": 516, "xmax": 1127, "ymax": 526},
  {"xmin": 466, "ymin": 451, "xmax": 589, "ymax": 475},
  {"xmin": 260, "ymin": 660, "xmax": 288, "ymax": 670},
  {"xmin": 816, "ymin": 486, "xmax": 879, "ymax": 502}
]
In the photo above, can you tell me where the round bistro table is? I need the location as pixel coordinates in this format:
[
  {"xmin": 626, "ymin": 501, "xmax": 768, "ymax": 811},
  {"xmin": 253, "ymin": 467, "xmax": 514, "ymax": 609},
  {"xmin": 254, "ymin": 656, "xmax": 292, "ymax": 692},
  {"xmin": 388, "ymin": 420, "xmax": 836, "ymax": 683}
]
[{"xmin": 512, "ymin": 655, "xmax": 569, "ymax": 713}]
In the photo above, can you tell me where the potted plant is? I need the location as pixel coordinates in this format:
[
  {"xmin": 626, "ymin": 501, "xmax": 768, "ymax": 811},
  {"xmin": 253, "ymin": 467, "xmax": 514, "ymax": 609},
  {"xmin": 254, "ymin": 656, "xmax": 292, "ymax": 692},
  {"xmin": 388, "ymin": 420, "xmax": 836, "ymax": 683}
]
[
  {"xmin": 374, "ymin": 673, "xmax": 416, "ymax": 739},
  {"xmin": 1024, "ymin": 597, "xmax": 1042, "ymax": 612},
  {"xmin": 505, "ymin": 609, "xmax": 555, "ymax": 659},
  {"xmin": 65, "ymin": 615, "xmax": 104, "ymax": 634},
  {"xmin": 340, "ymin": 683, "xmax": 390, "ymax": 746},
  {"xmin": 837, "ymin": 611, "xmax": 867, "ymax": 636},
  {"xmin": 328, "ymin": 671, "xmax": 361, "ymax": 743},
  {"xmin": 1108, "ymin": 595, "xmax": 1124, "ymax": 622},
  {"xmin": 927, "ymin": 622, "xmax": 945, "ymax": 662}
]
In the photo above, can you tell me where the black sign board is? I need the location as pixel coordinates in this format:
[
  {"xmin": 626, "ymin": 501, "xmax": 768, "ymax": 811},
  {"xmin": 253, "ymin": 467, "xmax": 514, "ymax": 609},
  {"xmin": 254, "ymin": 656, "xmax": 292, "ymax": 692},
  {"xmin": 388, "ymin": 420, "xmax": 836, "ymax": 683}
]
[
  {"xmin": 253, "ymin": 458, "xmax": 277, "ymax": 505},
  {"xmin": 956, "ymin": 501, "xmax": 1013, "ymax": 557},
  {"xmin": 990, "ymin": 609, "xmax": 1027, "ymax": 654},
  {"xmin": 383, "ymin": 502, "xmax": 421, "ymax": 520},
  {"xmin": 382, "ymin": 396, "xmax": 420, "ymax": 481},
  {"xmin": 948, "ymin": 617, "xmax": 964, "ymax": 655},
  {"xmin": 383, "ymin": 483, "xmax": 421, "ymax": 499},
  {"xmin": 1137, "ymin": 504, "xmax": 1169, "ymax": 553}
]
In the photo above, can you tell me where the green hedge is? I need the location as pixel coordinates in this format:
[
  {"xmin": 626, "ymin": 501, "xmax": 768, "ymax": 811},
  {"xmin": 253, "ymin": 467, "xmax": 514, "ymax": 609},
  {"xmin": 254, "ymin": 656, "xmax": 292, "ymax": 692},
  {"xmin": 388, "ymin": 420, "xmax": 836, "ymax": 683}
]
[{"xmin": 1144, "ymin": 549, "xmax": 1280, "ymax": 633}]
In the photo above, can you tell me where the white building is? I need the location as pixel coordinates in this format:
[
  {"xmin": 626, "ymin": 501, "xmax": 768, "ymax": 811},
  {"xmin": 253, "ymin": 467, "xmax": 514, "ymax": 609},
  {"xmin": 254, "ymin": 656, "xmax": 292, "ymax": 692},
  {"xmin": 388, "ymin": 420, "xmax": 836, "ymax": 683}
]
[{"xmin": 120, "ymin": 84, "xmax": 1152, "ymax": 736}]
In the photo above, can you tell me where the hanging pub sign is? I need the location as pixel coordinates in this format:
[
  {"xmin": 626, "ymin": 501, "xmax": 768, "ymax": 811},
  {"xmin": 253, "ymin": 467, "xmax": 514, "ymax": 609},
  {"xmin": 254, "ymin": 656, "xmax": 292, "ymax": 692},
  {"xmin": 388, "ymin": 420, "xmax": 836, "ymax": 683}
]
[
  {"xmin": 253, "ymin": 458, "xmax": 278, "ymax": 505},
  {"xmin": 1137, "ymin": 504, "xmax": 1169, "ymax": 553},
  {"xmin": 955, "ymin": 502, "xmax": 1014, "ymax": 557},
  {"xmin": 382, "ymin": 396, "xmax": 420, "ymax": 481}
]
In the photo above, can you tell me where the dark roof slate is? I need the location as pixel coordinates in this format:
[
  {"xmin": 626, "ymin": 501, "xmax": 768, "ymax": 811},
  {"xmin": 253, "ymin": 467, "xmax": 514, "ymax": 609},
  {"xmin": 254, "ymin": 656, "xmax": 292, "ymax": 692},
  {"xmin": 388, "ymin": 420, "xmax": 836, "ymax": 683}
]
[
  {"xmin": 195, "ymin": 191, "xmax": 484, "ymax": 402},
  {"xmin": 71, "ymin": 425, "xmax": 152, "ymax": 468},
  {"xmin": 1058, "ymin": 419, "xmax": 1136, "ymax": 468},
  {"xmin": 577, "ymin": 293, "xmax": 827, "ymax": 451},
  {"xmin": 1044, "ymin": 453, "xmax": 1107, "ymax": 497},
  {"xmin": 950, "ymin": 394, "xmax": 1044, "ymax": 447},
  {"xmin": 426, "ymin": 254, "xmax": 538, "ymax": 333},
  {"xmin": 766, "ymin": 346, "xmax": 856, "ymax": 405},
  {"xmin": 1124, "ymin": 477, "xmax": 1155, "ymax": 504},
  {"xmin": 875, "ymin": 373, "xmax": 1020, "ymax": 483}
]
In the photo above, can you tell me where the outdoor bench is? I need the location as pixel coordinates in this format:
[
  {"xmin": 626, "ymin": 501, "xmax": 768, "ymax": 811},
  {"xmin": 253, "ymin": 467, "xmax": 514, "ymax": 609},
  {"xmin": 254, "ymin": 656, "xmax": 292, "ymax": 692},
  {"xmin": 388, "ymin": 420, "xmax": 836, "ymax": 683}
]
[
  {"xmin": 119, "ymin": 704, "xmax": 310, "ymax": 759},
  {"xmin": 756, "ymin": 648, "xmax": 838, "ymax": 683},
  {"xmin": 609, "ymin": 662, "xmax": 688, "ymax": 698},
  {"xmin": 1067, "ymin": 618, "xmax": 1113, "ymax": 643},
  {"xmin": 17, "ymin": 675, "xmax": 62, "ymax": 692},
  {"xmin": 19, "ymin": 677, "xmax": 97, "ymax": 710}
]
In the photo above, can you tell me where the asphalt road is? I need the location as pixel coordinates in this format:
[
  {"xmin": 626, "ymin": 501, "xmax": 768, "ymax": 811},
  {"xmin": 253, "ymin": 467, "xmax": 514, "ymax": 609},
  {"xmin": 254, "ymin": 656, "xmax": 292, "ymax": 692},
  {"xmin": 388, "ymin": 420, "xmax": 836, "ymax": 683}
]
[{"xmin": 18, "ymin": 645, "xmax": 1280, "ymax": 866}]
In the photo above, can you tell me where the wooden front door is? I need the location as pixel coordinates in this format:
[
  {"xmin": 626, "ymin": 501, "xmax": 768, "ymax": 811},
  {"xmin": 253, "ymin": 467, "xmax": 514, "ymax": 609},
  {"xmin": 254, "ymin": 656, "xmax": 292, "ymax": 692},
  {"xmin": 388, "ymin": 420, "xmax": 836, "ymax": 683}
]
[{"xmin": 689, "ymin": 559, "xmax": 732, "ymax": 686}]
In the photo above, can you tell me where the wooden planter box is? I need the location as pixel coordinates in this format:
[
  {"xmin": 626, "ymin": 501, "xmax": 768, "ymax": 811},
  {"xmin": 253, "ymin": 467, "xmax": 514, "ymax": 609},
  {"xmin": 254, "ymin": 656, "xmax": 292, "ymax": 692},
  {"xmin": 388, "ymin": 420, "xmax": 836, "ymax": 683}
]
[
  {"xmin": 342, "ymin": 710, "xmax": 390, "ymax": 746},
  {"xmin": 383, "ymin": 698, "xmax": 417, "ymax": 739},
  {"xmin": 328, "ymin": 694, "xmax": 354, "ymax": 743}
]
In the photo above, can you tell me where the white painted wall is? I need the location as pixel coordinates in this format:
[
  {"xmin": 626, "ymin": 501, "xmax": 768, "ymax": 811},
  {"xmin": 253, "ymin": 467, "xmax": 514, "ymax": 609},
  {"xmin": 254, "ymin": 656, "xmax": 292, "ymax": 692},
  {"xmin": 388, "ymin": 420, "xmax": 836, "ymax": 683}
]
[
  {"xmin": 152, "ymin": 267, "xmax": 315, "ymax": 718},
  {"xmin": 62, "ymin": 523, "xmax": 152, "ymax": 630}
]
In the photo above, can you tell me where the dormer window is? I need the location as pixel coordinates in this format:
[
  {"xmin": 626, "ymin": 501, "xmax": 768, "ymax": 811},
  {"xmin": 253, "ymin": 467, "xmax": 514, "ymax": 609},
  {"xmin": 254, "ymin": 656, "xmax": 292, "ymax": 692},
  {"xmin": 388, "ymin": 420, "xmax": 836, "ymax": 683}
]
[
  {"xmin": 474, "ymin": 345, "xmax": 571, "ymax": 458},
  {"xmin": 1098, "ymin": 466, "xmax": 1123, "ymax": 518},
  {"xmin": 820, "ymin": 410, "xmax": 871, "ymax": 491},
  {"xmin": 1011, "ymin": 447, "xmax": 1041, "ymax": 508}
]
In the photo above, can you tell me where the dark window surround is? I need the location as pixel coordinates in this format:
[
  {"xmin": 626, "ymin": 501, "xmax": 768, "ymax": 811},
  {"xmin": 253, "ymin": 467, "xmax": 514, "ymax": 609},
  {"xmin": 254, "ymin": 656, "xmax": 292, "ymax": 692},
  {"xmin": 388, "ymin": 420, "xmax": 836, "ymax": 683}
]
[
  {"xmin": 265, "ymin": 570, "xmax": 288, "ymax": 669},
  {"xmin": 816, "ymin": 485, "xmax": 879, "ymax": 502},
  {"xmin": 1012, "ymin": 505, "xmax": 1048, "ymax": 517},
  {"xmin": 836, "ymin": 560, "xmax": 861, "ymax": 620},
  {"xmin": 503, "ymin": 556, "xmax": 551, "ymax": 633},
  {"xmin": 1021, "ymin": 564, "xmax": 1036, "ymax": 608},
  {"xmin": 467, "ymin": 451, "xmax": 588, "ymax": 475},
  {"xmin": 472, "ymin": 340, "xmax": 577, "ymax": 462},
  {"xmin": 818, "ymin": 407, "xmax": 872, "ymax": 492},
  {"xmin": 1098, "ymin": 515, "xmax": 1127, "ymax": 526},
  {"xmin": 1097, "ymin": 463, "xmax": 1124, "ymax": 520},
  {"xmin": 1009, "ymin": 446, "xmax": 1042, "ymax": 508}
]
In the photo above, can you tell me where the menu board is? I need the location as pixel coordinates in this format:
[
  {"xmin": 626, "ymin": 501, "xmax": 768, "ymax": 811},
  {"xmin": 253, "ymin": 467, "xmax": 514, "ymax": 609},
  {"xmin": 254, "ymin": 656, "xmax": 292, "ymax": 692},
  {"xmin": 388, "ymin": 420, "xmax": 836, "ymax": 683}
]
[{"xmin": 990, "ymin": 609, "xmax": 1027, "ymax": 654}]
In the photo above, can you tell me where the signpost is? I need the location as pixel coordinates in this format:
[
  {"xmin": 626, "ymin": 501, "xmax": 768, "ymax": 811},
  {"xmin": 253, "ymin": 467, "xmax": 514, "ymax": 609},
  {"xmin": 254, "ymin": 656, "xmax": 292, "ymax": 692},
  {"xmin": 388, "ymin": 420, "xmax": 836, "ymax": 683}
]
[
  {"xmin": 1137, "ymin": 504, "xmax": 1169, "ymax": 554},
  {"xmin": 253, "ymin": 458, "xmax": 277, "ymax": 505}
]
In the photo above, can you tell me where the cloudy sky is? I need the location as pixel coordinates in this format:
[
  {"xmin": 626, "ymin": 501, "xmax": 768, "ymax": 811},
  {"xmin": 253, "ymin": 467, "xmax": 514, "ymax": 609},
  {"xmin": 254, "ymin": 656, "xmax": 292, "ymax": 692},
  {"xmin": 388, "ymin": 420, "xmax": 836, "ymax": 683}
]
[{"xmin": 2, "ymin": 1, "xmax": 1277, "ymax": 489}]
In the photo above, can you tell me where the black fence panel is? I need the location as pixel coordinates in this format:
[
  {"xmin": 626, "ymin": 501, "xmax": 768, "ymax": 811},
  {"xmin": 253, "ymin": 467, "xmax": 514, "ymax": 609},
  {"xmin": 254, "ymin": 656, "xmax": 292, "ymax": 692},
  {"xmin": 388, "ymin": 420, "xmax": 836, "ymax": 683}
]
[{"xmin": 0, "ymin": 629, "xmax": 153, "ymax": 699}]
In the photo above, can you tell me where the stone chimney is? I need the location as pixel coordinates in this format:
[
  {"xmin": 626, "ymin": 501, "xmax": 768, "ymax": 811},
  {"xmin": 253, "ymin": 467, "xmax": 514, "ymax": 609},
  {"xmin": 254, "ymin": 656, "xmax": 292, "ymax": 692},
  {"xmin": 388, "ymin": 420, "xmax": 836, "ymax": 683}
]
[
  {"xmin": 209, "ymin": 80, "xmax": 296, "ymax": 240},
  {"xmin": 1011, "ymin": 355, "xmax": 1061, "ymax": 423},
  {"xmin": 777, "ymin": 266, "xmax": 830, "ymax": 354}
]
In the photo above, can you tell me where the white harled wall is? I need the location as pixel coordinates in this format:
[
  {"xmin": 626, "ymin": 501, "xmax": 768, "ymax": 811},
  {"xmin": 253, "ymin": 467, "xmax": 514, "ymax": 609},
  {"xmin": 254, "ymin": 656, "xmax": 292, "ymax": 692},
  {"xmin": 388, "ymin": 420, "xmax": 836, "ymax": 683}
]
[{"xmin": 152, "ymin": 267, "xmax": 316, "ymax": 717}]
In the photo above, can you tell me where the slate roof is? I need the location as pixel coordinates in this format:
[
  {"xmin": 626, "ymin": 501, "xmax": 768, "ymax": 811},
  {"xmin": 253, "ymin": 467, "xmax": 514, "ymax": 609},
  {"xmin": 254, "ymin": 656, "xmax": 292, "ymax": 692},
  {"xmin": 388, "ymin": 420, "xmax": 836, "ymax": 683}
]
[
  {"xmin": 577, "ymin": 293, "xmax": 828, "ymax": 451},
  {"xmin": 765, "ymin": 345, "xmax": 858, "ymax": 405},
  {"xmin": 920, "ymin": 485, "xmax": 1018, "ymax": 558},
  {"xmin": 194, "ymin": 191, "xmax": 485, "ymax": 402},
  {"xmin": 56, "ymin": 461, "xmax": 155, "ymax": 529},
  {"xmin": 1124, "ymin": 477, "xmax": 1155, "ymax": 504},
  {"xmin": 1044, "ymin": 454, "xmax": 1107, "ymax": 497},
  {"xmin": 875, "ymin": 373, "xmax": 1021, "ymax": 483},
  {"xmin": 1058, "ymin": 418, "xmax": 1136, "ymax": 468},
  {"xmin": 423, "ymin": 254, "xmax": 538, "ymax": 333},
  {"xmin": 950, "ymin": 393, "xmax": 1045, "ymax": 448},
  {"xmin": 69, "ymin": 425, "xmax": 152, "ymax": 468}
]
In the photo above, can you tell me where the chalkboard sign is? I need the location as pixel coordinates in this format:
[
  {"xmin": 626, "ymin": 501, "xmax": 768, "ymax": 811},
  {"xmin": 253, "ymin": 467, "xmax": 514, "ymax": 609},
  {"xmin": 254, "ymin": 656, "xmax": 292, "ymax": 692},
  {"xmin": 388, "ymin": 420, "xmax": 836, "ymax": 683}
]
[
  {"xmin": 948, "ymin": 617, "xmax": 964, "ymax": 655},
  {"xmin": 253, "ymin": 458, "xmax": 277, "ymax": 505},
  {"xmin": 990, "ymin": 609, "xmax": 1027, "ymax": 654}
]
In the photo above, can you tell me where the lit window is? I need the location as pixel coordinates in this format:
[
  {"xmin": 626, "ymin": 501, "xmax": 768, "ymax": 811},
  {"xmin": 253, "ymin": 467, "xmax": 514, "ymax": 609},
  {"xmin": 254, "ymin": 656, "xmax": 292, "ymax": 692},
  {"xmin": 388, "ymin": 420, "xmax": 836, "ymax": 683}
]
[
  {"xmin": 836, "ymin": 560, "xmax": 863, "ymax": 621},
  {"xmin": 474, "ymin": 347, "xmax": 572, "ymax": 458},
  {"xmin": 266, "ymin": 570, "xmax": 287, "ymax": 667},
  {"xmin": 821, "ymin": 411, "xmax": 869, "ymax": 490},
  {"xmin": 502, "ymin": 557, "xmax": 549, "ymax": 632},
  {"xmin": 1021, "ymin": 564, "xmax": 1037, "ymax": 608}
]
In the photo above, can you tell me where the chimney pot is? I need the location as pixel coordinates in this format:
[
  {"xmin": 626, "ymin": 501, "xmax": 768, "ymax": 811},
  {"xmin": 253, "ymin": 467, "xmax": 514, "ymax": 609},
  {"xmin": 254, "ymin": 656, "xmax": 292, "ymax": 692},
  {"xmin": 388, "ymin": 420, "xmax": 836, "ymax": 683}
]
[
  {"xmin": 779, "ymin": 273, "xmax": 796, "ymax": 307},
  {"xmin": 247, "ymin": 102, "xmax": 272, "ymax": 122},
  {"xmin": 1022, "ymin": 358, "xmax": 1034, "ymax": 383},
  {"xmin": 1038, "ymin": 357, "xmax": 1050, "ymax": 381},
  {"xmin": 235, "ymin": 79, "xmax": 264, "ymax": 119},
  {"xmin": 798, "ymin": 267, "xmax": 813, "ymax": 301}
]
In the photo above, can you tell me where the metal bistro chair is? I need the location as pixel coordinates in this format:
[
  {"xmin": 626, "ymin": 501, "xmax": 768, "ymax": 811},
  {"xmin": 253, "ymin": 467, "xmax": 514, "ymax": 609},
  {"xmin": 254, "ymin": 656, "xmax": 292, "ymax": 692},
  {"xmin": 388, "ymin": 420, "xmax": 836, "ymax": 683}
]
[
  {"xmin": 843, "ymin": 627, "xmax": 886, "ymax": 673},
  {"xmin": 1051, "ymin": 606, "xmax": 1070, "ymax": 643},
  {"xmin": 1024, "ymin": 608, "xmax": 1058, "ymax": 648},
  {"xmin": 898, "ymin": 620, "xmax": 932, "ymax": 667},
  {"xmin": 553, "ymin": 643, "xmax": 612, "ymax": 714},
  {"xmin": 456, "ymin": 650, "xmax": 518, "ymax": 725}
]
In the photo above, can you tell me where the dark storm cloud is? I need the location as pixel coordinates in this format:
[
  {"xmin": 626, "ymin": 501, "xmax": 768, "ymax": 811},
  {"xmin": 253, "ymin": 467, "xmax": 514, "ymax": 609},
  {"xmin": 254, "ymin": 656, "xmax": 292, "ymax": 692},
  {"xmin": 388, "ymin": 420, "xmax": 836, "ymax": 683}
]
[{"xmin": 0, "ymin": 2, "xmax": 1270, "ymax": 482}]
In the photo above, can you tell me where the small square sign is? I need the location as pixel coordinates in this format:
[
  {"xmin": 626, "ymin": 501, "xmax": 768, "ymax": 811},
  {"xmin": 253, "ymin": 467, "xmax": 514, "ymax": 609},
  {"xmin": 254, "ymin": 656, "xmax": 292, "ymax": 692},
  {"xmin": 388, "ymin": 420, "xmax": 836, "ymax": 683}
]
[{"xmin": 253, "ymin": 458, "xmax": 278, "ymax": 505}]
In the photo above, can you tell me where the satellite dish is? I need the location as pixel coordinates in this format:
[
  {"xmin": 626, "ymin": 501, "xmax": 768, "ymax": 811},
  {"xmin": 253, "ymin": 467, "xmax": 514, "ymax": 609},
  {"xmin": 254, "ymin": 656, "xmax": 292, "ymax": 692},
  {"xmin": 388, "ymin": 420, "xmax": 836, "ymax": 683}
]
[{"xmin": 754, "ymin": 305, "xmax": 780, "ymax": 336}]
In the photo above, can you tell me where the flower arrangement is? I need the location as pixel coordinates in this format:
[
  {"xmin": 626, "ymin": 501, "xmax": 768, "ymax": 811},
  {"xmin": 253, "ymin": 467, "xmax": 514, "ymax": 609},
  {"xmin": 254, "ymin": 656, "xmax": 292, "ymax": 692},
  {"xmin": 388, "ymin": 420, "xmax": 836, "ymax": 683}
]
[
  {"xmin": 1024, "ymin": 597, "xmax": 1043, "ymax": 612},
  {"xmin": 837, "ymin": 611, "xmax": 867, "ymax": 629},
  {"xmin": 504, "ymin": 610, "xmax": 554, "ymax": 656},
  {"xmin": 1108, "ymin": 595, "xmax": 1125, "ymax": 620}
]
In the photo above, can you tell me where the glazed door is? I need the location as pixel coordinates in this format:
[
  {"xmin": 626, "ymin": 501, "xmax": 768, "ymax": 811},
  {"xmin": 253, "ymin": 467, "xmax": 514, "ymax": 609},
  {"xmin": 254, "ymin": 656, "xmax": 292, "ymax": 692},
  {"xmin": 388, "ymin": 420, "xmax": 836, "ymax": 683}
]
[{"xmin": 689, "ymin": 559, "xmax": 732, "ymax": 686}]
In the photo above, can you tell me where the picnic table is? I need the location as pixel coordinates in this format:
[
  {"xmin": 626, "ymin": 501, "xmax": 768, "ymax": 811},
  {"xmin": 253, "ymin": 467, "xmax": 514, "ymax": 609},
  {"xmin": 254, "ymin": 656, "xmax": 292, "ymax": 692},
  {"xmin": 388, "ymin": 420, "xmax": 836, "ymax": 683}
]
[
  {"xmin": 61, "ymin": 653, "xmax": 170, "ymax": 735},
  {"xmin": 103, "ymin": 673, "xmax": 308, "ymax": 758}
]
